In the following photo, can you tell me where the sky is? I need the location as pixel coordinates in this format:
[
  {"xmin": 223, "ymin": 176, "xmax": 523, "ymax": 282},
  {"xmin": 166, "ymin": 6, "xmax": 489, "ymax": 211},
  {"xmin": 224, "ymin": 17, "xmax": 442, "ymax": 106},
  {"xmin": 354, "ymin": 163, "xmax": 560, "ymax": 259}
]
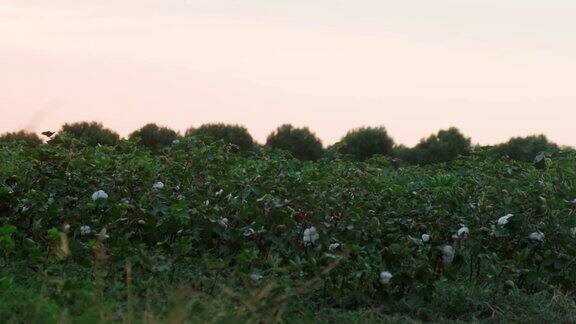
[{"xmin": 1, "ymin": 0, "xmax": 575, "ymax": 146}]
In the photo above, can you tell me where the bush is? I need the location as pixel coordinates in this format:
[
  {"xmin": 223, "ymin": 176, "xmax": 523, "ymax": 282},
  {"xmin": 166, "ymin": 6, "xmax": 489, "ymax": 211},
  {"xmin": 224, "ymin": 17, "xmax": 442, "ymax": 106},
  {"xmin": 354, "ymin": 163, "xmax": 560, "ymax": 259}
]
[
  {"xmin": 330, "ymin": 126, "xmax": 395, "ymax": 161},
  {"xmin": 402, "ymin": 127, "xmax": 472, "ymax": 165},
  {"xmin": 0, "ymin": 131, "xmax": 42, "ymax": 147},
  {"xmin": 266, "ymin": 124, "xmax": 324, "ymax": 161},
  {"xmin": 492, "ymin": 135, "xmax": 560, "ymax": 162},
  {"xmin": 51, "ymin": 122, "xmax": 120, "ymax": 146},
  {"xmin": 185, "ymin": 123, "xmax": 256, "ymax": 151},
  {"xmin": 129, "ymin": 123, "xmax": 179, "ymax": 153}
]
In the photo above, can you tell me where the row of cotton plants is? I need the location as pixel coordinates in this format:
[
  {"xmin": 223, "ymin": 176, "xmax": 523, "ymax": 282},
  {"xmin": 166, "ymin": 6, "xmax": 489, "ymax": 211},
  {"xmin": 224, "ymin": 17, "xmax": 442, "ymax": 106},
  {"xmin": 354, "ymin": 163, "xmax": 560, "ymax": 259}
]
[{"xmin": 1, "ymin": 137, "xmax": 576, "ymax": 305}]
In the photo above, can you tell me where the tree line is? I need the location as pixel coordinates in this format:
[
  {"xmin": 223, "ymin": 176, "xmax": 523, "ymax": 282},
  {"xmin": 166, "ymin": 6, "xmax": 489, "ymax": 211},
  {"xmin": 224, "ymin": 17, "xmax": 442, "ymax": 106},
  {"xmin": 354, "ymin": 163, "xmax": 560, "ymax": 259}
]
[{"xmin": 0, "ymin": 121, "xmax": 566, "ymax": 165}]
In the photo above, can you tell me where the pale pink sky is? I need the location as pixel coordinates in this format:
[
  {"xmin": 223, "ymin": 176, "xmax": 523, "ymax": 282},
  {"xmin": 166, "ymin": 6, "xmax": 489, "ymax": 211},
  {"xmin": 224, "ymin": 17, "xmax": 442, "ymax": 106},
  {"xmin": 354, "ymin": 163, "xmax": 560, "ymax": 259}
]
[{"xmin": 1, "ymin": 0, "xmax": 575, "ymax": 146}]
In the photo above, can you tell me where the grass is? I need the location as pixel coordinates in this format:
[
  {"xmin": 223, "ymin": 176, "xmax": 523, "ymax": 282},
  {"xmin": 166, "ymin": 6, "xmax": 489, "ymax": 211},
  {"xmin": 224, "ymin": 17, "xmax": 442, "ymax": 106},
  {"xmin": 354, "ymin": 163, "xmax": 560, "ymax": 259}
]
[{"xmin": 2, "ymin": 260, "xmax": 576, "ymax": 323}]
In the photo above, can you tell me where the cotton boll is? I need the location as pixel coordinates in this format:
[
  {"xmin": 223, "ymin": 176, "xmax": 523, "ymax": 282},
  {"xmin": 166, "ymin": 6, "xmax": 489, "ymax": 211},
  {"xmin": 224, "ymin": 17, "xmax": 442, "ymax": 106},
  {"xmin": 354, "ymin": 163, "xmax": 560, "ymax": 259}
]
[
  {"xmin": 379, "ymin": 271, "xmax": 393, "ymax": 284},
  {"xmin": 249, "ymin": 273, "xmax": 263, "ymax": 283},
  {"xmin": 439, "ymin": 245, "xmax": 455, "ymax": 267},
  {"xmin": 153, "ymin": 182, "xmax": 165, "ymax": 190},
  {"xmin": 328, "ymin": 243, "xmax": 341, "ymax": 251},
  {"xmin": 457, "ymin": 226, "xmax": 469, "ymax": 238},
  {"xmin": 303, "ymin": 226, "xmax": 320, "ymax": 244},
  {"xmin": 80, "ymin": 225, "xmax": 91, "ymax": 236},
  {"xmin": 91, "ymin": 190, "xmax": 108, "ymax": 201},
  {"xmin": 421, "ymin": 234, "xmax": 431, "ymax": 243},
  {"xmin": 529, "ymin": 231, "xmax": 545, "ymax": 242},
  {"xmin": 497, "ymin": 214, "xmax": 513, "ymax": 226}
]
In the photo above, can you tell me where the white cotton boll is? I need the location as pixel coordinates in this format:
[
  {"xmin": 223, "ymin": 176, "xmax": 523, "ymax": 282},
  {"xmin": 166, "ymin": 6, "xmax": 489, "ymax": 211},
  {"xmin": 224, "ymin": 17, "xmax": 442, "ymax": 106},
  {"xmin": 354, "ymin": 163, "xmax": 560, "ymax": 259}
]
[
  {"xmin": 91, "ymin": 190, "xmax": 108, "ymax": 201},
  {"xmin": 439, "ymin": 245, "xmax": 455, "ymax": 267},
  {"xmin": 172, "ymin": 139, "xmax": 180, "ymax": 144},
  {"xmin": 457, "ymin": 226, "xmax": 469, "ymax": 238},
  {"xmin": 329, "ymin": 243, "xmax": 341, "ymax": 251},
  {"xmin": 153, "ymin": 182, "xmax": 165, "ymax": 190},
  {"xmin": 379, "ymin": 271, "xmax": 393, "ymax": 284},
  {"xmin": 80, "ymin": 225, "xmax": 91, "ymax": 236},
  {"xmin": 97, "ymin": 228, "xmax": 109, "ymax": 241},
  {"xmin": 529, "ymin": 231, "xmax": 545, "ymax": 242},
  {"xmin": 497, "ymin": 214, "xmax": 514, "ymax": 226},
  {"xmin": 303, "ymin": 226, "xmax": 319, "ymax": 244},
  {"xmin": 421, "ymin": 234, "xmax": 431, "ymax": 243},
  {"xmin": 249, "ymin": 273, "xmax": 263, "ymax": 282},
  {"xmin": 215, "ymin": 189, "xmax": 224, "ymax": 196},
  {"xmin": 137, "ymin": 219, "xmax": 146, "ymax": 225},
  {"xmin": 219, "ymin": 217, "xmax": 229, "ymax": 228}
]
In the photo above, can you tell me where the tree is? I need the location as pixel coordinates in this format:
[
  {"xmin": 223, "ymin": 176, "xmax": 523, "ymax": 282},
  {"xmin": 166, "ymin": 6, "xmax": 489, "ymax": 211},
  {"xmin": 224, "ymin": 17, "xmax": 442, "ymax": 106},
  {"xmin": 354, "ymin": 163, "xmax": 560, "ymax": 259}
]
[
  {"xmin": 492, "ymin": 135, "xmax": 560, "ymax": 162},
  {"xmin": 51, "ymin": 122, "xmax": 120, "ymax": 146},
  {"xmin": 0, "ymin": 131, "xmax": 43, "ymax": 147},
  {"xmin": 129, "ymin": 123, "xmax": 179, "ymax": 153},
  {"xmin": 185, "ymin": 123, "xmax": 255, "ymax": 151},
  {"xmin": 330, "ymin": 126, "xmax": 395, "ymax": 161},
  {"xmin": 405, "ymin": 127, "xmax": 472, "ymax": 165},
  {"xmin": 266, "ymin": 124, "xmax": 324, "ymax": 161}
]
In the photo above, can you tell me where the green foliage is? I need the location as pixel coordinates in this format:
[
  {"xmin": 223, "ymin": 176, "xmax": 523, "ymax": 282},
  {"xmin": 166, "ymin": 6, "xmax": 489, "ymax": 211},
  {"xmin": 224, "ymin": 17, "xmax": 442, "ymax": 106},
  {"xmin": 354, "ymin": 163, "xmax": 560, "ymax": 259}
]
[
  {"xmin": 186, "ymin": 123, "xmax": 256, "ymax": 152},
  {"xmin": 51, "ymin": 121, "xmax": 120, "ymax": 146},
  {"xmin": 492, "ymin": 134, "xmax": 560, "ymax": 162},
  {"xmin": 0, "ymin": 131, "xmax": 43, "ymax": 147},
  {"xmin": 400, "ymin": 127, "xmax": 472, "ymax": 165},
  {"xmin": 266, "ymin": 124, "xmax": 324, "ymax": 161},
  {"xmin": 2, "ymin": 138, "xmax": 576, "ymax": 322},
  {"xmin": 128, "ymin": 123, "xmax": 180, "ymax": 153},
  {"xmin": 330, "ymin": 126, "xmax": 395, "ymax": 161}
]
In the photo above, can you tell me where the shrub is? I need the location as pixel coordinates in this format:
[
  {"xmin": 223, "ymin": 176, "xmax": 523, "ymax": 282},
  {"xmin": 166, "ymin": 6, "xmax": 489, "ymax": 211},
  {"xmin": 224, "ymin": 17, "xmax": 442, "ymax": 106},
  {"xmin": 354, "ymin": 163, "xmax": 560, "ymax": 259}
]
[
  {"xmin": 51, "ymin": 122, "xmax": 120, "ymax": 146},
  {"xmin": 403, "ymin": 127, "xmax": 472, "ymax": 165},
  {"xmin": 266, "ymin": 124, "xmax": 324, "ymax": 161},
  {"xmin": 185, "ymin": 123, "xmax": 256, "ymax": 151},
  {"xmin": 129, "ymin": 123, "xmax": 179, "ymax": 153},
  {"xmin": 330, "ymin": 126, "xmax": 395, "ymax": 161},
  {"xmin": 0, "ymin": 131, "xmax": 42, "ymax": 147},
  {"xmin": 492, "ymin": 135, "xmax": 560, "ymax": 162}
]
